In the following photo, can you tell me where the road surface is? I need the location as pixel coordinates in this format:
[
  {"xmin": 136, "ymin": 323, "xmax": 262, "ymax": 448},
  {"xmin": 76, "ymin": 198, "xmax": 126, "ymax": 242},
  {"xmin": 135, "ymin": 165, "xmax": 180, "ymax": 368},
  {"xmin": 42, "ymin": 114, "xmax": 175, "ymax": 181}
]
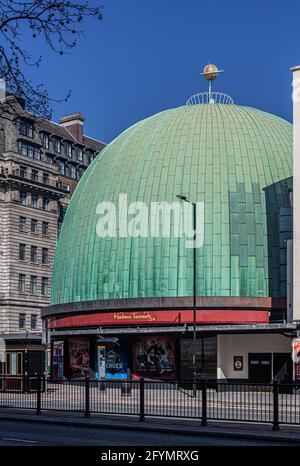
[{"xmin": 0, "ymin": 419, "xmax": 288, "ymax": 446}]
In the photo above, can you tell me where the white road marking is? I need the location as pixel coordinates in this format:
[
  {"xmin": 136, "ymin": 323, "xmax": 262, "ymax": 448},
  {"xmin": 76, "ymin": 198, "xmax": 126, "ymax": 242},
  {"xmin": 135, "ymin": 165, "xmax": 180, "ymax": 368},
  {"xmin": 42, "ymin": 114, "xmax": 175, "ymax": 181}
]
[{"xmin": 2, "ymin": 437, "xmax": 38, "ymax": 444}]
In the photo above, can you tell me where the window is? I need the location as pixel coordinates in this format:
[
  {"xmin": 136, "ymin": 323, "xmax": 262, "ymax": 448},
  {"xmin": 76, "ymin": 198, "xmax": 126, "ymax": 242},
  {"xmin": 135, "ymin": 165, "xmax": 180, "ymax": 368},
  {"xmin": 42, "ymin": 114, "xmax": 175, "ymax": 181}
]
[
  {"xmin": 69, "ymin": 164, "xmax": 76, "ymax": 179},
  {"xmin": 19, "ymin": 313, "xmax": 26, "ymax": 329},
  {"xmin": 20, "ymin": 191, "xmax": 26, "ymax": 205},
  {"xmin": 43, "ymin": 173, "xmax": 49, "ymax": 184},
  {"xmin": 41, "ymin": 132, "xmax": 49, "ymax": 149},
  {"xmin": 31, "ymin": 219, "xmax": 38, "ymax": 233},
  {"xmin": 42, "ymin": 197, "xmax": 49, "ymax": 210},
  {"xmin": 18, "ymin": 274, "xmax": 25, "ymax": 293},
  {"xmin": 30, "ymin": 275, "xmax": 37, "ymax": 294},
  {"xmin": 19, "ymin": 243, "xmax": 26, "ymax": 261},
  {"xmin": 54, "ymin": 137, "xmax": 61, "ymax": 154},
  {"xmin": 91, "ymin": 151, "xmax": 95, "ymax": 163},
  {"xmin": 19, "ymin": 166, "xmax": 27, "ymax": 178},
  {"xmin": 20, "ymin": 142, "xmax": 40, "ymax": 160},
  {"xmin": 85, "ymin": 150, "xmax": 91, "ymax": 164},
  {"xmin": 42, "ymin": 248, "xmax": 49, "ymax": 265},
  {"xmin": 31, "ymin": 246, "xmax": 37, "ymax": 263},
  {"xmin": 66, "ymin": 142, "xmax": 72, "ymax": 157},
  {"xmin": 31, "ymin": 169, "xmax": 38, "ymax": 182},
  {"xmin": 31, "ymin": 314, "xmax": 37, "ymax": 330},
  {"xmin": 47, "ymin": 155, "xmax": 54, "ymax": 164},
  {"xmin": 19, "ymin": 216, "xmax": 26, "ymax": 232},
  {"xmin": 58, "ymin": 160, "xmax": 65, "ymax": 175},
  {"xmin": 42, "ymin": 222, "xmax": 49, "ymax": 235},
  {"xmin": 62, "ymin": 183, "xmax": 70, "ymax": 192},
  {"xmin": 88, "ymin": 151, "xmax": 96, "ymax": 164},
  {"xmin": 59, "ymin": 205, "xmax": 67, "ymax": 220},
  {"xmin": 77, "ymin": 147, "xmax": 83, "ymax": 161},
  {"xmin": 41, "ymin": 277, "xmax": 48, "ymax": 296},
  {"xmin": 6, "ymin": 352, "xmax": 22, "ymax": 375},
  {"xmin": 31, "ymin": 194, "xmax": 38, "ymax": 208},
  {"xmin": 20, "ymin": 120, "xmax": 33, "ymax": 138}
]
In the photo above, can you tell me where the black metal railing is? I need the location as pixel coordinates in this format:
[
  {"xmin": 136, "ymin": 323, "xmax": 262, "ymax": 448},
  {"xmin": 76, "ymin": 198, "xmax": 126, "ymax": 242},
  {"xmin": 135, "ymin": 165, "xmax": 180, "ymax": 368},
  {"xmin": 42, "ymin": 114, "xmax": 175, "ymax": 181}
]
[{"xmin": 0, "ymin": 376, "xmax": 300, "ymax": 430}]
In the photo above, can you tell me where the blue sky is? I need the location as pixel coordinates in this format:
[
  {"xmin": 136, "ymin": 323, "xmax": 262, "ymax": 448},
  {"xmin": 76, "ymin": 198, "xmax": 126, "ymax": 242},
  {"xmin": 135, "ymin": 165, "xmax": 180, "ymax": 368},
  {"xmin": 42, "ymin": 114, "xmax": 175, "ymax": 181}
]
[{"xmin": 24, "ymin": 0, "xmax": 300, "ymax": 143}]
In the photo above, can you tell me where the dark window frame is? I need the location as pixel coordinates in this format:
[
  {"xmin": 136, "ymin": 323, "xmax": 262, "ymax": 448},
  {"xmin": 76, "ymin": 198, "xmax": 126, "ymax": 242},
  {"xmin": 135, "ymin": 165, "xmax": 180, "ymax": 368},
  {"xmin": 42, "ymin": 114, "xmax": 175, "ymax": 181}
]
[
  {"xmin": 18, "ymin": 274, "xmax": 26, "ymax": 294},
  {"xmin": 66, "ymin": 142, "xmax": 72, "ymax": 158},
  {"xmin": 77, "ymin": 146, "xmax": 83, "ymax": 161},
  {"xmin": 42, "ymin": 222, "xmax": 49, "ymax": 236},
  {"xmin": 69, "ymin": 164, "xmax": 76, "ymax": 179},
  {"xmin": 30, "ymin": 314, "xmax": 38, "ymax": 330},
  {"xmin": 20, "ymin": 191, "xmax": 27, "ymax": 205},
  {"xmin": 41, "ymin": 277, "xmax": 48, "ymax": 296},
  {"xmin": 31, "ymin": 219, "xmax": 38, "ymax": 233},
  {"xmin": 54, "ymin": 137, "xmax": 61, "ymax": 154},
  {"xmin": 20, "ymin": 142, "xmax": 40, "ymax": 160},
  {"xmin": 19, "ymin": 216, "xmax": 27, "ymax": 232},
  {"xmin": 19, "ymin": 243, "xmax": 26, "ymax": 261},
  {"xmin": 42, "ymin": 247, "xmax": 49, "ymax": 265},
  {"xmin": 20, "ymin": 120, "xmax": 34, "ymax": 138},
  {"xmin": 42, "ymin": 197, "xmax": 49, "ymax": 211},
  {"xmin": 30, "ymin": 245, "xmax": 37, "ymax": 263},
  {"xmin": 19, "ymin": 313, "xmax": 26, "ymax": 330},
  {"xmin": 41, "ymin": 132, "xmax": 49, "ymax": 149},
  {"xmin": 30, "ymin": 275, "xmax": 37, "ymax": 295},
  {"xmin": 31, "ymin": 194, "xmax": 38, "ymax": 208}
]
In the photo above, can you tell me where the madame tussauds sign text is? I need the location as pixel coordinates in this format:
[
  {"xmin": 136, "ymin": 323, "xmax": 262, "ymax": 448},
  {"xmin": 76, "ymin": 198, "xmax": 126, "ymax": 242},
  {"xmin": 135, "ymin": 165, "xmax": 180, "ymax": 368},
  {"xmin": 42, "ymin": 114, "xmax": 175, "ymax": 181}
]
[{"xmin": 49, "ymin": 309, "xmax": 269, "ymax": 329}]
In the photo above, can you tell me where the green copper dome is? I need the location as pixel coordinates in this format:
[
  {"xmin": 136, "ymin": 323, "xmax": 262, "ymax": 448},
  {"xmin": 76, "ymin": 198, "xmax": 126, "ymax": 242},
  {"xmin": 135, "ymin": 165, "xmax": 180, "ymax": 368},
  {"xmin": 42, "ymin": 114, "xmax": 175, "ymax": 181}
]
[{"xmin": 51, "ymin": 103, "xmax": 292, "ymax": 305}]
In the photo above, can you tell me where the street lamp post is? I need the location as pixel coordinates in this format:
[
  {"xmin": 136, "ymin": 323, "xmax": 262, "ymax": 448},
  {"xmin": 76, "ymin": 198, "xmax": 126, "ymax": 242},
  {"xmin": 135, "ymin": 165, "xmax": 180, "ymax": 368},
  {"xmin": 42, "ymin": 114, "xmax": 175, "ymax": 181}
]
[{"xmin": 176, "ymin": 195, "xmax": 197, "ymax": 397}]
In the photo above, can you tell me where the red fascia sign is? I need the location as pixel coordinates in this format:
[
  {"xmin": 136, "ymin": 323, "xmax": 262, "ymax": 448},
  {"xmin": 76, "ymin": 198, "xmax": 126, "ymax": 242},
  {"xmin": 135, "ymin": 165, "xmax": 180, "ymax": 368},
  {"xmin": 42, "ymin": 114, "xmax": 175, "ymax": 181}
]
[{"xmin": 49, "ymin": 309, "xmax": 269, "ymax": 329}]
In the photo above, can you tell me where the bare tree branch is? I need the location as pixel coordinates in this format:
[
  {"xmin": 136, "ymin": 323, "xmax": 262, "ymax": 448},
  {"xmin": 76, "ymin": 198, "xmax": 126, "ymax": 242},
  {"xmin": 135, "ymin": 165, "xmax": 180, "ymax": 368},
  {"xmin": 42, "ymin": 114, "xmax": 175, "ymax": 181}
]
[{"xmin": 0, "ymin": 1, "xmax": 102, "ymax": 119}]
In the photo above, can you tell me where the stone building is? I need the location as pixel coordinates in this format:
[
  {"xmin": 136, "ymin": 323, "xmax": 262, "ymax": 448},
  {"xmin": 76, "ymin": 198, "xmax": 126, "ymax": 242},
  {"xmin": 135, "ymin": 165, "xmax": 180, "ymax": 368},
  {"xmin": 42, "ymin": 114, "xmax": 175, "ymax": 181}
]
[{"xmin": 0, "ymin": 96, "xmax": 105, "ymax": 337}]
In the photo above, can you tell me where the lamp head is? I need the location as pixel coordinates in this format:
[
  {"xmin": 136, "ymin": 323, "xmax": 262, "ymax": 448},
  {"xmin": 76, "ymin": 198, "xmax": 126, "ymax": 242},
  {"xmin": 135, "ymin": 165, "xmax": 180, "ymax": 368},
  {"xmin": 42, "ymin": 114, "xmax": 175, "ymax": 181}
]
[{"xmin": 176, "ymin": 194, "xmax": 188, "ymax": 202}]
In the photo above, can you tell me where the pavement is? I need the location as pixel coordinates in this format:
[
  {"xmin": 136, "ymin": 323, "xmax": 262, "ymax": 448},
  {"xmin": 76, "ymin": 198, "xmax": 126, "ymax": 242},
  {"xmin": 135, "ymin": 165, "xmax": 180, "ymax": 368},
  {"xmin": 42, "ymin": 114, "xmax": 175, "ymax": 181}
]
[{"xmin": 0, "ymin": 408, "xmax": 299, "ymax": 444}]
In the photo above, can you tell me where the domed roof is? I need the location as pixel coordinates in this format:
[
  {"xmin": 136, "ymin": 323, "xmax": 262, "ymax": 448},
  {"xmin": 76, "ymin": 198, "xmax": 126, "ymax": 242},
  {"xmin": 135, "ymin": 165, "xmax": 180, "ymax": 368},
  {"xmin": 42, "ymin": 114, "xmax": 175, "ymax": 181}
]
[{"xmin": 51, "ymin": 103, "xmax": 292, "ymax": 305}]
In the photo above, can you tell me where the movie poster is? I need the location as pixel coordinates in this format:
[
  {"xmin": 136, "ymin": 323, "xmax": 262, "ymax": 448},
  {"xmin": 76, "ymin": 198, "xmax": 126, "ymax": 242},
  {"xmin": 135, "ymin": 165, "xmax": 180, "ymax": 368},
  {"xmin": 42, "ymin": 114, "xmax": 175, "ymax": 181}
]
[
  {"xmin": 105, "ymin": 343, "xmax": 128, "ymax": 379},
  {"xmin": 132, "ymin": 336, "xmax": 176, "ymax": 380},
  {"xmin": 69, "ymin": 339, "xmax": 90, "ymax": 378},
  {"xmin": 52, "ymin": 341, "xmax": 64, "ymax": 379}
]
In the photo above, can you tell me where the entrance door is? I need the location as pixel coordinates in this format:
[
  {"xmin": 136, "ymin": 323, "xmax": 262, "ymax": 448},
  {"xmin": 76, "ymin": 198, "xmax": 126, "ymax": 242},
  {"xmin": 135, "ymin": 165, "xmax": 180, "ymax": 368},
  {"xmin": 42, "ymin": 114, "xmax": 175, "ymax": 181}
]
[
  {"xmin": 273, "ymin": 353, "xmax": 293, "ymax": 384},
  {"xmin": 248, "ymin": 353, "xmax": 272, "ymax": 383},
  {"xmin": 179, "ymin": 336, "xmax": 217, "ymax": 381}
]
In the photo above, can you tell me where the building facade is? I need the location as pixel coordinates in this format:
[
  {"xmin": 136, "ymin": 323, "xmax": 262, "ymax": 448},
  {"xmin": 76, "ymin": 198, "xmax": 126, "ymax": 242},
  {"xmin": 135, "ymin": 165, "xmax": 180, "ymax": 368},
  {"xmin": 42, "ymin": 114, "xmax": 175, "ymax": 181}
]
[
  {"xmin": 43, "ymin": 86, "xmax": 296, "ymax": 384},
  {"xmin": 0, "ymin": 96, "xmax": 105, "ymax": 339},
  {"xmin": 292, "ymin": 65, "xmax": 300, "ymax": 322}
]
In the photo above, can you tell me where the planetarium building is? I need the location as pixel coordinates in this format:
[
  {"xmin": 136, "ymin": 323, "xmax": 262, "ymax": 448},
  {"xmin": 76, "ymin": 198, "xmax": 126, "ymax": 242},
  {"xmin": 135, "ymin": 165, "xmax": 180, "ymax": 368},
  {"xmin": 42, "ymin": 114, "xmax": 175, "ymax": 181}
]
[{"xmin": 42, "ymin": 75, "xmax": 295, "ymax": 384}]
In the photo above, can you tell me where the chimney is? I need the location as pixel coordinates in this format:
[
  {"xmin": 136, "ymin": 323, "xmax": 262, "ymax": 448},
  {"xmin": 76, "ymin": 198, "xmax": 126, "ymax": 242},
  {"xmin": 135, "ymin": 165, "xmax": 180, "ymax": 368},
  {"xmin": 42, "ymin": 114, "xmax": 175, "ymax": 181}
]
[
  {"xmin": 291, "ymin": 65, "xmax": 300, "ymax": 322},
  {"xmin": 59, "ymin": 112, "xmax": 84, "ymax": 143}
]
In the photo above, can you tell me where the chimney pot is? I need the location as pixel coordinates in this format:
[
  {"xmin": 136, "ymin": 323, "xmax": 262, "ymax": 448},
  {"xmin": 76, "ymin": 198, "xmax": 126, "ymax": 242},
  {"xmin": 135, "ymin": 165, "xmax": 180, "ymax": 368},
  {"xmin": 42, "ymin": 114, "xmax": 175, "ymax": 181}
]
[{"xmin": 59, "ymin": 112, "xmax": 84, "ymax": 143}]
